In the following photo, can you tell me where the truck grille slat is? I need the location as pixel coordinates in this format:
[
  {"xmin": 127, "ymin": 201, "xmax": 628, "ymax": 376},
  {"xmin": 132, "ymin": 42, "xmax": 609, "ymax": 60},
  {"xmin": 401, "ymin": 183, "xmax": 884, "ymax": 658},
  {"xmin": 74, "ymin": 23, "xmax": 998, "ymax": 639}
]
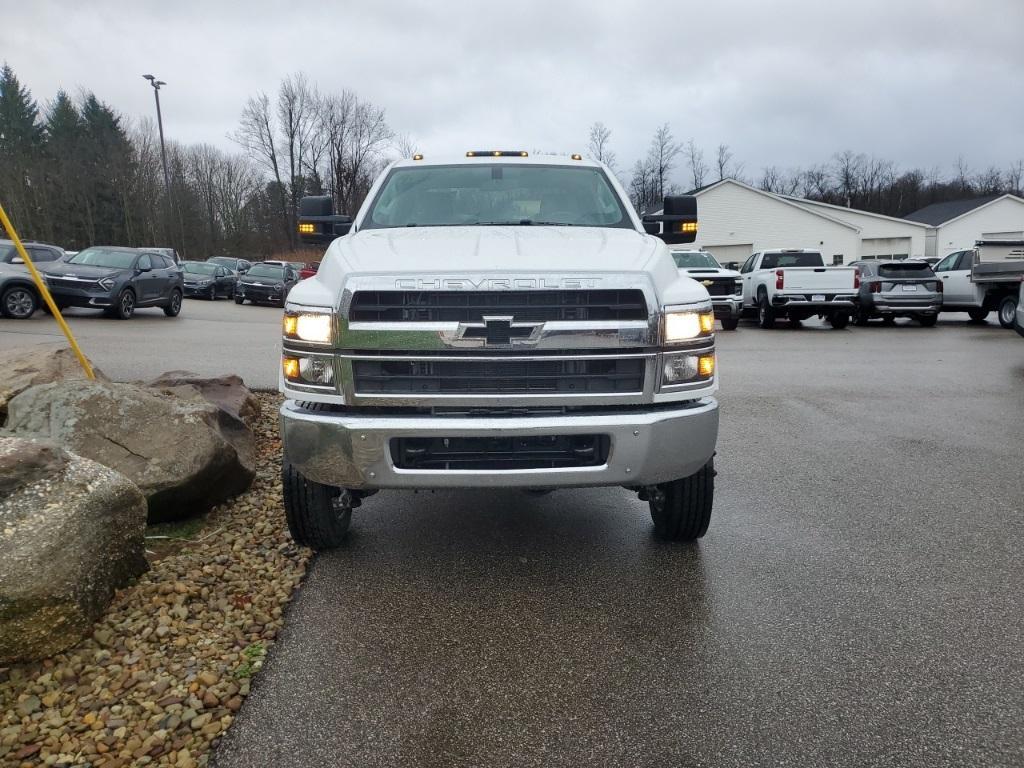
[
  {"xmin": 353, "ymin": 358, "xmax": 645, "ymax": 395},
  {"xmin": 391, "ymin": 434, "xmax": 610, "ymax": 470},
  {"xmin": 349, "ymin": 290, "xmax": 648, "ymax": 323}
]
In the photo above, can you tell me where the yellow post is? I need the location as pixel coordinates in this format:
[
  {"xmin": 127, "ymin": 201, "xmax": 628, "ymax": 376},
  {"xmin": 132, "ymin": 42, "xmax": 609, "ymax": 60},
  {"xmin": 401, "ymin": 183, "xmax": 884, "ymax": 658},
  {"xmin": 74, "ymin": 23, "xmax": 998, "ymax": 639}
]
[{"xmin": 0, "ymin": 202, "xmax": 95, "ymax": 379}]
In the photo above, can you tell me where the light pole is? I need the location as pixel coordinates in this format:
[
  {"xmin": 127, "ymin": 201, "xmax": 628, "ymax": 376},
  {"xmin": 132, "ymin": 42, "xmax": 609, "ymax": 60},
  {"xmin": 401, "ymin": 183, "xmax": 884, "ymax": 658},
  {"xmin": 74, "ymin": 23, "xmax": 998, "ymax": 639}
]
[{"xmin": 142, "ymin": 75, "xmax": 171, "ymax": 196}]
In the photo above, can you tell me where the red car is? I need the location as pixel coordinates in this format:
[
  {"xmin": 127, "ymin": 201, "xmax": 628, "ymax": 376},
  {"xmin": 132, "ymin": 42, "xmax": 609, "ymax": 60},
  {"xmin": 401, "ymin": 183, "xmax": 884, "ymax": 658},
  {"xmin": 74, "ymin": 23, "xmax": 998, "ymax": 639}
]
[{"xmin": 299, "ymin": 262, "xmax": 319, "ymax": 280}]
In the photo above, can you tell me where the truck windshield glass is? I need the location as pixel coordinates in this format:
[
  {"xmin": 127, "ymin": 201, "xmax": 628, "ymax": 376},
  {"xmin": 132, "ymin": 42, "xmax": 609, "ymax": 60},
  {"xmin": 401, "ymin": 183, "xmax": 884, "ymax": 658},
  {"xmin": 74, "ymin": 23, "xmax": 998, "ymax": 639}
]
[
  {"xmin": 672, "ymin": 252, "xmax": 720, "ymax": 269},
  {"xmin": 363, "ymin": 164, "xmax": 631, "ymax": 229},
  {"xmin": 247, "ymin": 265, "xmax": 285, "ymax": 279},
  {"xmin": 760, "ymin": 252, "xmax": 824, "ymax": 269},
  {"xmin": 879, "ymin": 263, "xmax": 934, "ymax": 278},
  {"xmin": 69, "ymin": 249, "xmax": 138, "ymax": 269}
]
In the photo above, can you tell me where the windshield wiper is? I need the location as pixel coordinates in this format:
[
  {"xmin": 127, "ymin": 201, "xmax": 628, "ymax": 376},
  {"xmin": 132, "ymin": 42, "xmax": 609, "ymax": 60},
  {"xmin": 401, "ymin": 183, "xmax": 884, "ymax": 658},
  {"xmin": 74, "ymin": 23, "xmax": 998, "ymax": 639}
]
[{"xmin": 473, "ymin": 219, "xmax": 573, "ymax": 226}]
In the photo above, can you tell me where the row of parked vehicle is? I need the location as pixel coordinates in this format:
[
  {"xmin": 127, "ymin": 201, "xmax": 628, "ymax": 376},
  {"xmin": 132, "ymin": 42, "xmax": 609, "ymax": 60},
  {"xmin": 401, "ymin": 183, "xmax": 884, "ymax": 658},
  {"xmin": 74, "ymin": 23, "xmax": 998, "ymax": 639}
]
[
  {"xmin": 0, "ymin": 238, "xmax": 319, "ymax": 320},
  {"xmin": 673, "ymin": 241, "xmax": 1024, "ymax": 332}
]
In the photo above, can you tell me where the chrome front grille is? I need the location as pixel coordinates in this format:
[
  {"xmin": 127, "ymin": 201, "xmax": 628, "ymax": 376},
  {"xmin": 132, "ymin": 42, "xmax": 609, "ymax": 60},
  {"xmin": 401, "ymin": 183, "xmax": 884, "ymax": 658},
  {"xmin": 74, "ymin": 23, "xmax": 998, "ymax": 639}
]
[
  {"xmin": 349, "ymin": 289, "xmax": 648, "ymax": 323},
  {"xmin": 352, "ymin": 355, "xmax": 645, "ymax": 395}
]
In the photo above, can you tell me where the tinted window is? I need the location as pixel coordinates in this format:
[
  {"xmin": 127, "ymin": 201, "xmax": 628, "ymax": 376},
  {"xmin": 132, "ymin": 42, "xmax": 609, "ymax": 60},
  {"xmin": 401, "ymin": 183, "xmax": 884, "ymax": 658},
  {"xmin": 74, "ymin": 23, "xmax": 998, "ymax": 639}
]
[
  {"xmin": 364, "ymin": 163, "xmax": 631, "ymax": 229},
  {"xmin": 956, "ymin": 252, "xmax": 975, "ymax": 270},
  {"xmin": 760, "ymin": 252, "xmax": 824, "ymax": 269},
  {"xmin": 184, "ymin": 262, "xmax": 218, "ymax": 275},
  {"xmin": 740, "ymin": 255, "xmax": 756, "ymax": 274},
  {"xmin": 70, "ymin": 248, "xmax": 138, "ymax": 269},
  {"xmin": 28, "ymin": 247, "xmax": 57, "ymax": 262},
  {"xmin": 0, "ymin": 244, "xmax": 15, "ymax": 263},
  {"xmin": 856, "ymin": 263, "xmax": 874, "ymax": 277},
  {"xmin": 878, "ymin": 263, "xmax": 935, "ymax": 278},
  {"xmin": 138, "ymin": 254, "xmax": 152, "ymax": 270},
  {"xmin": 934, "ymin": 252, "xmax": 960, "ymax": 272}
]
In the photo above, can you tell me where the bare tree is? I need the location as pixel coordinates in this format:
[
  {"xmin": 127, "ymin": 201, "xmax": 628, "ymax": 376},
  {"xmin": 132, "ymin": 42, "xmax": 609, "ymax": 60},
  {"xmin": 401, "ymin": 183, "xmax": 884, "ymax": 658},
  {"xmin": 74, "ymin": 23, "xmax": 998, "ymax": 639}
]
[
  {"xmin": 231, "ymin": 92, "xmax": 289, "ymax": 245},
  {"xmin": 587, "ymin": 122, "xmax": 616, "ymax": 170},
  {"xmin": 684, "ymin": 138, "xmax": 707, "ymax": 190},
  {"xmin": 391, "ymin": 132, "xmax": 418, "ymax": 160},
  {"xmin": 716, "ymin": 144, "xmax": 735, "ymax": 181},
  {"xmin": 1006, "ymin": 160, "xmax": 1024, "ymax": 196},
  {"xmin": 646, "ymin": 124, "xmax": 680, "ymax": 200},
  {"xmin": 954, "ymin": 155, "xmax": 973, "ymax": 194}
]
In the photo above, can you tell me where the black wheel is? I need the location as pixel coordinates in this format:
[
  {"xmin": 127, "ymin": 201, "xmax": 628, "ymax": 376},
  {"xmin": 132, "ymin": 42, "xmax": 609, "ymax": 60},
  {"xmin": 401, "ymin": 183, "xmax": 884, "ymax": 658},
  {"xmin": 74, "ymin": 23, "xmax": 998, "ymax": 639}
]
[
  {"xmin": 235, "ymin": 295, "xmax": 244, "ymax": 305},
  {"xmin": 282, "ymin": 462, "xmax": 352, "ymax": 550},
  {"xmin": 163, "ymin": 289, "xmax": 182, "ymax": 317},
  {"xmin": 967, "ymin": 308, "xmax": 989, "ymax": 323},
  {"xmin": 649, "ymin": 460, "xmax": 715, "ymax": 542},
  {"xmin": 854, "ymin": 310, "xmax": 870, "ymax": 326},
  {"xmin": 917, "ymin": 314, "xmax": 938, "ymax": 327},
  {"xmin": 208, "ymin": 285, "xmax": 217, "ymax": 301},
  {"xmin": 881, "ymin": 316, "xmax": 896, "ymax": 326},
  {"xmin": 789, "ymin": 316, "xmax": 802, "ymax": 328},
  {"xmin": 757, "ymin": 293, "xmax": 776, "ymax": 329},
  {"xmin": 829, "ymin": 312, "xmax": 850, "ymax": 329},
  {"xmin": 112, "ymin": 289, "xmax": 135, "ymax": 319},
  {"xmin": 1, "ymin": 285, "xmax": 38, "ymax": 319},
  {"xmin": 997, "ymin": 296, "xmax": 1017, "ymax": 329},
  {"xmin": 720, "ymin": 317, "xmax": 739, "ymax": 331}
]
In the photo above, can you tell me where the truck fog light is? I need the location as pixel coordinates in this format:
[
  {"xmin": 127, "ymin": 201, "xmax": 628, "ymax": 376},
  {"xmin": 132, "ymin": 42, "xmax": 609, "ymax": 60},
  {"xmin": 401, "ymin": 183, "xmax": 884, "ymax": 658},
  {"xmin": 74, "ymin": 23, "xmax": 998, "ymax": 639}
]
[
  {"xmin": 662, "ymin": 352, "xmax": 715, "ymax": 385},
  {"xmin": 298, "ymin": 357, "xmax": 334, "ymax": 385},
  {"xmin": 282, "ymin": 356, "xmax": 300, "ymax": 380}
]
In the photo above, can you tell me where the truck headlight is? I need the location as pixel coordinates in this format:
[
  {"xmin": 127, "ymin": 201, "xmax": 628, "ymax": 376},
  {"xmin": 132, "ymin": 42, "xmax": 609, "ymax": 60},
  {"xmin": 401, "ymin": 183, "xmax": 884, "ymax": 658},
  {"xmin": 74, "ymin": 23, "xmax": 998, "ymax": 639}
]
[
  {"xmin": 662, "ymin": 352, "xmax": 715, "ymax": 385},
  {"xmin": 282, "ymin": 355, "xmax": 335, "ymax": 386},
  {"xmin": 283, "ymin": 308, "xmax": 333, "ymax": 344},
  {"xmin": 663, "ymin": 308, "xmax": 714, "ymax": 343}
]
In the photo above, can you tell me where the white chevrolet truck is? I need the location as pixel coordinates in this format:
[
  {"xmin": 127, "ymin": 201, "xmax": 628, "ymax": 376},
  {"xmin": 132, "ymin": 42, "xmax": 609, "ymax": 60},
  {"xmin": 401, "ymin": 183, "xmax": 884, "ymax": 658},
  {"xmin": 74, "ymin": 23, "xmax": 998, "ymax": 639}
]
[
  {"xmin": 279, "ymin": 152, "xmax": 719, "ymax": 548},
  {"xmin": 739, "ymin": 248, "xmax": 859, "ymax": 328}
]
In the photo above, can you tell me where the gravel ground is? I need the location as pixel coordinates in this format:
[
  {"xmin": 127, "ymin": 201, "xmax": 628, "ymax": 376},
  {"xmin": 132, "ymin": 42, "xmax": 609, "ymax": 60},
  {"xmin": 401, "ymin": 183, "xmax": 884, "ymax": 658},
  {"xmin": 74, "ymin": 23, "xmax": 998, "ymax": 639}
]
[{"xmin": 0, "ymin": 392, "xmax": 302, "ymax": 768}]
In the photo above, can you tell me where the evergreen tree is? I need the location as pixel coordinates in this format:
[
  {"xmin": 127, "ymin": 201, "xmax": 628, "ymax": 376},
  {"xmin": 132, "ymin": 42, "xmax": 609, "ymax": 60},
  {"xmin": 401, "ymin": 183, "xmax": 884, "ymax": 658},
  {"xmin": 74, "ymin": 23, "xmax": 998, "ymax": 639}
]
[{"xmin": 0, "ymin": 63, "xmax": 43, "ymax": 230}]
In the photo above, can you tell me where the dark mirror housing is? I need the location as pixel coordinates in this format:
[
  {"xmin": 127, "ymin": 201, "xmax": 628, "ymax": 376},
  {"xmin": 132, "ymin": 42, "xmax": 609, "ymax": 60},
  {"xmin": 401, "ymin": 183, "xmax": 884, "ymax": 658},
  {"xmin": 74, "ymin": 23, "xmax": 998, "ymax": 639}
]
[
  {"xmin": 298, "ymin": 195, "xmax": 353, "ymax": 245},
  {"xmin": 641, "ymin": 195, "xmax": 698, "ymax": 244}
]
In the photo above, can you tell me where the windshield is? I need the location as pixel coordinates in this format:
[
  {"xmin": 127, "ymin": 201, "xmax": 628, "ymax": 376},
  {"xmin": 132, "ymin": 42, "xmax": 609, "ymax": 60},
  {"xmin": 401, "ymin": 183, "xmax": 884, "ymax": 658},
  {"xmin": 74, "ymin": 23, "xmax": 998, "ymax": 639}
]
[
  {"xmin": 208, "ymin": 257, "xmax": 234, "ymax": 267},
  {"xmin": 760, "ymin": 252, "xmax": 824, "ymax": 269},
  {"xmin": 184, "ymin": 262, "xmax": 218, "ymax": 275},
  {"xmin": 246, "ymin": 265, "xmax": 285, "ymax": 279},
  {"xmin": 69, "ymin": 248, "xmax": 137, "ymax": 269},
  {"xmin": 673, "ymin": 251, "xmax": 721, "ymax": 269},
  {"xmin": 363, "ymin": 163, "xmax": 631, "ymax": 229}
]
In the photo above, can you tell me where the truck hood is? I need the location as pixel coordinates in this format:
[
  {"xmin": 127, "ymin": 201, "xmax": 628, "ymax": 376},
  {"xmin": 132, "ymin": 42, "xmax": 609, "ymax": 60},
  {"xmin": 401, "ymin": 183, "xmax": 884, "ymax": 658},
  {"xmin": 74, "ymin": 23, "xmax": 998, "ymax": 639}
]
[
  {"xmin": 287, "ymin": 226, "xmax": 712, "ymax": 310},
  {"xmin": 333, "ymin": 226, "xmax": 658, "ymax": 273}
]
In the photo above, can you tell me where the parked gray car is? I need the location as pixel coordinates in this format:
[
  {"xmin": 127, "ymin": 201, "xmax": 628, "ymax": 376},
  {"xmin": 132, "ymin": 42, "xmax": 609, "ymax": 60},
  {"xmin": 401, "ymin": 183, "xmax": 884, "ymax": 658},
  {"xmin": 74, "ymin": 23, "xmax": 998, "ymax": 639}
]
[
  {"xmin": 851, "ymin": 260, "xmax": 942, "ymax": 327},
  {"xmin": 0, "ymin": 239, "xmax": 66, "ymax": 319},
  {"xmin": 40, "ymin": 246, "xmax": 184, "ymax": 319}
]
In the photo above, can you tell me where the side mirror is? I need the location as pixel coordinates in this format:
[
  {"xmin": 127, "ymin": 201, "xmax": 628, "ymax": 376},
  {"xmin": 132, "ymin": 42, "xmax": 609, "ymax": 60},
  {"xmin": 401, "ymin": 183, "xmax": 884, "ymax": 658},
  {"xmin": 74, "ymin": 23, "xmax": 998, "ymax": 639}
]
[
  {"xmin": 298, "ymin": 195, "xmax": 353, "ymax": 245},
  {"xmin": 11, "ymin": 256, "xmax": 23, "ymax": 264},
  {"xmin": 641, "ymin": 195, "xmax": 698, "ymax": 245},
  {"xmin": 138, "ymin": 265, "xmax": 152, "ymax": 273},
  {"xmin": 725, "ymin": 261, "xmax": 739, "ymax": 271}
]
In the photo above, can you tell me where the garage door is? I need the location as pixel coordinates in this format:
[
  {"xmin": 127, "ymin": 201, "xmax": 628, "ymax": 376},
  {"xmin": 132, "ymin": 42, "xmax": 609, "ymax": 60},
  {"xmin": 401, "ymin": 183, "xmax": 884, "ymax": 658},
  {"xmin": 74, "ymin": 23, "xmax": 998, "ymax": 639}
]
[
  {"xmin": 861, "ymin": 237, "xmax": 912, "ymax": 259},
  {"xmin": 703, "ymin": 244, "xmax": 753, "ymax": 268}
]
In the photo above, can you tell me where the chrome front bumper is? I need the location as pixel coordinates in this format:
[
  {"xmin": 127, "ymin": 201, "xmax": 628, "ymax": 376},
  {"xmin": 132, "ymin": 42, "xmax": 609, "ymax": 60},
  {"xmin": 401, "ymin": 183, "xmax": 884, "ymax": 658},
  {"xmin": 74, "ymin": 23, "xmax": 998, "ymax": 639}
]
[{"xmin": 281, "ymin": 398, "xmax": 719, "ymax": 490}]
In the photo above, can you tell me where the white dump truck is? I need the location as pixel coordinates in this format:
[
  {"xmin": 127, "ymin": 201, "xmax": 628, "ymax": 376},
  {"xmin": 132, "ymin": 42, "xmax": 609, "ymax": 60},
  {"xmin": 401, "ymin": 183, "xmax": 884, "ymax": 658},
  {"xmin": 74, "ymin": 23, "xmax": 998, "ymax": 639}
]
[{"xmin": 933, "ymin": 240, "xmax": 1024, "ymax": 328}]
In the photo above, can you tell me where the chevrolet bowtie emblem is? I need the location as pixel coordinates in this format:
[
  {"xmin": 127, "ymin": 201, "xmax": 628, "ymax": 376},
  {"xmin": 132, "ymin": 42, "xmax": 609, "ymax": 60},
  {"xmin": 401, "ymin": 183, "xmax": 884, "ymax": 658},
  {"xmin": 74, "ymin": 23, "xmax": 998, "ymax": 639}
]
[{"xmin": 702, "ymin": 280, "xmax": 714, "ymax": 286}]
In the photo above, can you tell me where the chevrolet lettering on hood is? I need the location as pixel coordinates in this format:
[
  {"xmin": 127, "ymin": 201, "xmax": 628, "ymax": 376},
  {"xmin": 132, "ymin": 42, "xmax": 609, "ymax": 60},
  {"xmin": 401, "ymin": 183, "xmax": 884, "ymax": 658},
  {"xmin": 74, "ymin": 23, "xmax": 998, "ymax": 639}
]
[
  {"xmin": 279, "ymin": 151, "xmax": 720, "ymax": 551},
  {"xmin": 394, "ymin": 277, "xmax": 602, "ymax": 290}
]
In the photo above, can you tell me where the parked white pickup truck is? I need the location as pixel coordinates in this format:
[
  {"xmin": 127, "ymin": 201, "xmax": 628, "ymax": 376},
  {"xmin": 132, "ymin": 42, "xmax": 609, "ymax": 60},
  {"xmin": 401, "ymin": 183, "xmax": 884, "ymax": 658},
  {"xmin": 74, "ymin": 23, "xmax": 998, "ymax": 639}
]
[
  {"xmin": 671, "ymin": 250, "xmax": 742, "ymax": 330},
  {"xmin": 739, "ymin": 248, "xmax": 858, "ymax": 328},
  {"xmin": 933, "ymin": 240, "xmax": 1024, "ymax": 328}
]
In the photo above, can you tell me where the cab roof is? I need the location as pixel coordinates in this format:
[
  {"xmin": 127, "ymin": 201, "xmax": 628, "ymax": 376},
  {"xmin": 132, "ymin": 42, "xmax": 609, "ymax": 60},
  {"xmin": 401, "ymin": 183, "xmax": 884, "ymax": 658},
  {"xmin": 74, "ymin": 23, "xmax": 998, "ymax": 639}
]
[{"xmin": 389, "ymin": 153, "xmax": 603, "ymax": 170}]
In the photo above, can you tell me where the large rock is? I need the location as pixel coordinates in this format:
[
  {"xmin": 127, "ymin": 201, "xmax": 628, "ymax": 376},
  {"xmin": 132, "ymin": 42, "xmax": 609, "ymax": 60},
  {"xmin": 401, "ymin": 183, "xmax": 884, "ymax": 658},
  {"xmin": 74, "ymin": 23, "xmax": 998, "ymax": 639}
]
[
  {"xmin": 0, "ymin": 437, "xmax": 147, "ymax": 662},
  {"xmin": 0, "ymin": 344, "xmax": 105, "ymax": 425},
  {"xmin": 145, "ymin": 371, "xmax": 261, "ymax": 430},
  {"xmin": 3, "ymin": 379, "xmax": 256, "ymax": 522}
]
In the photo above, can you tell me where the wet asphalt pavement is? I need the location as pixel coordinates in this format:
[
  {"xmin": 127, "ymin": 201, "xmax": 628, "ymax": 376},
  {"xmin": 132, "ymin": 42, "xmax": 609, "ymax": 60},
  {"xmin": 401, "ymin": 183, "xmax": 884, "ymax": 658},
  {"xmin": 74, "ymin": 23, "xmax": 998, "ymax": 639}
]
[{"xmin": 204, "ymin": 317, "xmax": 1017, "ymax": 766}]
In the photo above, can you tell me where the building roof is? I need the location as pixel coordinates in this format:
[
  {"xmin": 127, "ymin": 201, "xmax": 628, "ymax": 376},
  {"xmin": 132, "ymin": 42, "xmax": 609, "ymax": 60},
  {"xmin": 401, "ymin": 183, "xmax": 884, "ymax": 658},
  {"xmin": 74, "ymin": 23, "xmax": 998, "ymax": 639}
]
[
  {"xmin": 903, "ymin": 195, "xmax": 1005, "ymax": 226},
  {"xmin": 781, "ymin": 195, "xmax": 932, "ymax": 228}
]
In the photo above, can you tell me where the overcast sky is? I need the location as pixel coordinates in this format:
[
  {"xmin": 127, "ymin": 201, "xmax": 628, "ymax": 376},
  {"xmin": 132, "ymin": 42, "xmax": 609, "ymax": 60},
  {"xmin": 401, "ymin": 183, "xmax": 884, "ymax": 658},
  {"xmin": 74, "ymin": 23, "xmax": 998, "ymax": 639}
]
[{"xmin": 3, "ymin": 0, "xmax": 1022, "ymax": 187}]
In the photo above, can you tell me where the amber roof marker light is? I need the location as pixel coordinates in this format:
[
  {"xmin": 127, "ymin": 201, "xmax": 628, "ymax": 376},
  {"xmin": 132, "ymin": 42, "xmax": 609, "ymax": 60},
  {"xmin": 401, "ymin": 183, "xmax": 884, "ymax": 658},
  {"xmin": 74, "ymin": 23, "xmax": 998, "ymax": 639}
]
[{"xmin": 466, "ymin": 150, "xmax": 528, "ymax": 158}]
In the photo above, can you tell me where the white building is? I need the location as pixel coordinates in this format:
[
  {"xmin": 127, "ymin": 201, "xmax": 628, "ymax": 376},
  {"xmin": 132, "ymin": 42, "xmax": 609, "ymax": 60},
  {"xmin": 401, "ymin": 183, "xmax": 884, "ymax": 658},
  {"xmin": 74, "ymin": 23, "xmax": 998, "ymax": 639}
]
[
  {"xmin": 648, "ymin": 181, "xmax": 1024, "ymax": 265},
  {"xmin": 902, "ymin": 194, "xmax": 1024, "ymax": 259}
]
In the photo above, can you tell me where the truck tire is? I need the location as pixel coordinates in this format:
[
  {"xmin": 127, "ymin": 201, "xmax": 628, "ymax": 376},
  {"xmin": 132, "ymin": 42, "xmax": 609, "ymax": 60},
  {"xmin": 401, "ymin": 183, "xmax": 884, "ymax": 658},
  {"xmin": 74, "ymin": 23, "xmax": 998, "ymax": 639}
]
[
  {"xmin": 997, "ymin": 296, "xmax": 1017, "ymax": 329},
  {"xmin": 968, "ymin": 308, "xmax": 989, "ymax": 323},
  {"xmin": 282, "ymin": 462, "xmax": 352, "ymax": 550},
  {"xmin": 757, "ymin": 294, "xmax": 776, "ymax": 329},
  {"xmin": 649, "ymin": 460, "xmax": 715, "ymax": 542},
  {"xmin": 917, "ymin": 314, "xmax": 937, "ymax": 327},
  {"xmin": 829, "ymin": 312, "xmax": 850, "ymax": 329},
  {"xmin": 720, "ymin": 316, "xmax": 739, "ymax": 331}
]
